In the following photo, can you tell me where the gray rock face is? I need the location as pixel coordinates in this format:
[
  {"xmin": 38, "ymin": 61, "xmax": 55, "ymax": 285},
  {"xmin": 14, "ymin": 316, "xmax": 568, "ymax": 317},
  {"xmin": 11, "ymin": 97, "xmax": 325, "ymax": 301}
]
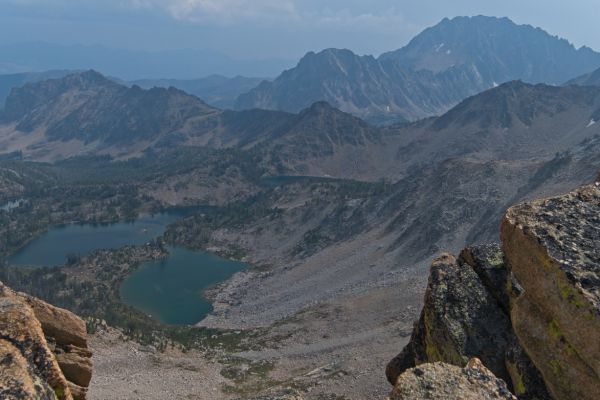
[{"xmin": 386, "ymin": 246, "xmax": 550, "ymax": 400}]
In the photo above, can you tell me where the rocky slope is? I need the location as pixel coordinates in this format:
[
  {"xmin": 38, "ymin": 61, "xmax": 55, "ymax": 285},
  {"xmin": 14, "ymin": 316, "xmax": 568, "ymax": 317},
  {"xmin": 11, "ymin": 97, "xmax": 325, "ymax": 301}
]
[
  {"xmin": 0, "ymin": 282, "xmax": 92, "ymax": 400},
  {"xmin": 1, "ymin": 70, "xmax": 218, "ymax": 146},
  {"xmin": 235, "ymin": 48, "xmax": 480, "ymax": 123},
  {"xmin": 386, "ymin": 177, "xmax": 600, "ymax": 399},
  {"xmin": 390, "ymin": 81, "xmax": 600, "ymax": 170},
  {"xmin": 236, "ymin": 16, "xmax": 600, "ymax": 122}
]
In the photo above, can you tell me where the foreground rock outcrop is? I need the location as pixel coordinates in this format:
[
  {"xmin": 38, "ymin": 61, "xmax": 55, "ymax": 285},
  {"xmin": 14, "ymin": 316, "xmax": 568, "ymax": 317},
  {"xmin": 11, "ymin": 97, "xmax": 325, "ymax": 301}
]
[
  {"xmin": 386, "ymin": 247, "xmax": 549, "ymax": 399},
  {"xmin": 0, "ymin": 282, "xmax": 92, "ymax": 400},
  {"xmin": 502, "ymin": 180, "xmax": 600, "ymax": 400},
  {"xmin": 387, "ymin": 178, "xmax": 600, "ymax": 399},
  {"xmin": 389, "ymin": 358, "xmax": 517, "ymax": 400}
]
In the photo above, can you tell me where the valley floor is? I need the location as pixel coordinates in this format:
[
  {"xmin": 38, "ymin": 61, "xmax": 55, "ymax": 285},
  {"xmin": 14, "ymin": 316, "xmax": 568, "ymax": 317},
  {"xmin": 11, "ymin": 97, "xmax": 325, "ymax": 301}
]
[
  {"xmin": 88, "ymin": 278, "xmax": 424, "ymax": 399},
  {"xmin": 88, "ymin": 328, "xmax": 227, "ymax": 400}
]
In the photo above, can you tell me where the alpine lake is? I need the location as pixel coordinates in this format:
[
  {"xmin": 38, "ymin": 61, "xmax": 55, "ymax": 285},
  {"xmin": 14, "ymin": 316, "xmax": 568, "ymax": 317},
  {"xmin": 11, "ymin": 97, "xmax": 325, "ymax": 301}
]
[{"xmin": 7, "ymin": 209, "xmax": 247, "ymax": 325}]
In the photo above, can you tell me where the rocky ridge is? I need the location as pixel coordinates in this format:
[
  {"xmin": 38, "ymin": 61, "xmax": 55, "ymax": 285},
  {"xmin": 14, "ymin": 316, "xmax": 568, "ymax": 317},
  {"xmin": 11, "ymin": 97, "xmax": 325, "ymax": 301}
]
[
  {"xmin": 386, "ymin": 177, "xmax": 600, "ymax": 399},
  {"xmin": 0, "ymin": 282, "xmax": 91, "ymax": 400},
  {"xmin": 236, "ymin": 16, "xmax": 600, "ymax": 122}
]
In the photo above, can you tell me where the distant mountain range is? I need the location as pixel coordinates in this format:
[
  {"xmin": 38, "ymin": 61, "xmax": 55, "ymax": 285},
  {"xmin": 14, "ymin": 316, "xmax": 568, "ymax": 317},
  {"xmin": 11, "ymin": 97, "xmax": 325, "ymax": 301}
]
[
  {"xmin": 130, "ymin": 76, "xmax": 266, "ymax": 109},
  {"xmin": 3, "ymin": 16, "xmax": 599, "ymax": 126},
  {"xmin": 0, "ymin": 71, "xmax": 379, "ymax": 163},
  {"xmin": 0, "ymin": 71, "xmax": 265, "ymax": 110},
  {"xmin": 2, "ymin": 70, "xmax": 600, "ymax": 182},
  {"xmin": 2, "ymin": 69, "xmax": 600, "ymax": 259},
  {"xmin": 236, "ymin": 16, "xmax": 600, "ymax": 123},
  {"xmin": 0, "ymin": 42, "xmax": 293, "ymax": 79}
]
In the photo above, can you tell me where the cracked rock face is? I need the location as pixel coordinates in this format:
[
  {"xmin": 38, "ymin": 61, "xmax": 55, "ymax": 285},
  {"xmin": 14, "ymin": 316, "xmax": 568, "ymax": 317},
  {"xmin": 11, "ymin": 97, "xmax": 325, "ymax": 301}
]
[
  {"xmin": 388, "ymin": 358, "xmax": 517, "ymax": 400},
  {"xmin": 386, "ymin": 247, "xmax": 550, "ymax": 399},
  {"xmin": 0, "ymin": 282, "xmax": 92, "ymax": 400},
  {"xmin": 501, "ymin": 180, "xmax": 600, "ymax": 400}
]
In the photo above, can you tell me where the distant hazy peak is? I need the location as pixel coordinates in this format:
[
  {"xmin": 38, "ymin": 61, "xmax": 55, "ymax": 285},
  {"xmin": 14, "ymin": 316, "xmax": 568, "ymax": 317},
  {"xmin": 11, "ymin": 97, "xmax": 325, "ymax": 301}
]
[
  {"xmin": 380, "ymin": 15, "xmax": 600, "ymax": 83},
  {"xmin": 235, "ymin": 15, "xmax": 600, "ymax": 123}
]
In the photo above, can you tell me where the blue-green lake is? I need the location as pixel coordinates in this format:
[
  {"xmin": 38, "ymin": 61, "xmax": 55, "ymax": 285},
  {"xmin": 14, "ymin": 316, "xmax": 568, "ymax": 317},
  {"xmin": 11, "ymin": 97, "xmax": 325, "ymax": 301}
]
[
  {"xmin": 8, "ymin": 212, "xmax": 184, "ymax": 267},
  {"xmin": 7, "ymin": 208, "xmax": 247, "ymax": 325},
  {"xmin": 120, "ymin": 246, "xmax": 246, "ymax": 325}
]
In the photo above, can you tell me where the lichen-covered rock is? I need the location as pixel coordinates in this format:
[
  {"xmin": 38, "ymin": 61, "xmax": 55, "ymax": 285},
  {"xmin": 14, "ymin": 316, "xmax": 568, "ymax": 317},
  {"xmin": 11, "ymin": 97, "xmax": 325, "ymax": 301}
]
[
  {"xmin": 21, "ymin": 291, "xmax": 92, "ymax": 399},
  {"xmin": 0, "ymin": 339, "xmax": 58, "ymax": 400},
  {"xmin": 387, "ymin": 246, "xmax": 550, "ymax": 399},
  {"xmin": 22, "ymin": 294, "xmax": 88, "ymax": 349},
  {"xmin": 0, "ymin": 281, "xmax": 92, "ymax": 400},
  {"xmin": 387, "ymin": 252, "xmax": 513, "ymax": 383},
  {"xmin": 0, "ymin": 295, "xmax": 72, "ymax": 399},
  {"xmin": 388, "ymin": 358, "xmax": 517, "ymax": 400},
  {"xmin": 501, "ymin": 180, "xmax": 600, "ymax": 400}
]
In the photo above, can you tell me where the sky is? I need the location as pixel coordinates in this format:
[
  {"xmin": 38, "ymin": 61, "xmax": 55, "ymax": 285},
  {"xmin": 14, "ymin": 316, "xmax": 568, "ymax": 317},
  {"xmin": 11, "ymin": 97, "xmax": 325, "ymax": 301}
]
[{"xmin": 1, "ymin": 0, "xmax": 599, "ymax": 60}]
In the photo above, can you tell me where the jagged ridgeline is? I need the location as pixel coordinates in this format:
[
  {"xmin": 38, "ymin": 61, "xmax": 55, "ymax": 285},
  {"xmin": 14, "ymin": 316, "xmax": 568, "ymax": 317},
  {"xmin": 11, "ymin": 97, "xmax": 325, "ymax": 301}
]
[
  {"xmin": 236, "ymin": 16, "xmax": 600, "ymax": 123},
  {"xmin": 387, "ymin": 177, "xmax": 600, "ymax": 400}
]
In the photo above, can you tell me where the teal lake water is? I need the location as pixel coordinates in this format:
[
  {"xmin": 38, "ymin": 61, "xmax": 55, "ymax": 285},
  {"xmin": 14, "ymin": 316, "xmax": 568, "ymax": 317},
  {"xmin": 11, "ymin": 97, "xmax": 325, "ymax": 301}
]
[
  {"xmin": 8, "ymin": 212, "xmax": 184, "ymax": 267},
  {"xmin": 120, "ymin": 247, "xmax": 246, "ymax": 325},
  {"xmin": 7, "ymin": 208, "xmax": 247, "ymax": 325}
]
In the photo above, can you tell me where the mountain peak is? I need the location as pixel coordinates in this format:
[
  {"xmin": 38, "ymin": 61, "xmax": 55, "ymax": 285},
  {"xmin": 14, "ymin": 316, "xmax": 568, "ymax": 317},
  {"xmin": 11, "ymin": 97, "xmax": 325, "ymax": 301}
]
[
  {"xmin": 2, "ymin": 71, "xmax": 218, "ymax": 145},
  {"xmin": 56, "ymin": 69, "xmax": 120, "ymax": 90},
  {"xmin": 432, "ymin": 81, "xmax": 600, "ymax": 130},
  {"xmin": 380, "ymin": 15, "xmax": 600, "ymax": 84},
  {"xmin": 236, "ymin": 17, "xmax": 600, "ymax": 123}
]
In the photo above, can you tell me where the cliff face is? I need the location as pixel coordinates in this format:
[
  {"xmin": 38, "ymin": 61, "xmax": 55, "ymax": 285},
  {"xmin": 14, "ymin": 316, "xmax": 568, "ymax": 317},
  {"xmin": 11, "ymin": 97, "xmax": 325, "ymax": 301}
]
[
  {"xmin": 387, "ymin": 177, "xmax": 600, "ymax": 399},
  {"xmin": 501, "ymin": 180, "xmax": 600, "ymax": 400},
  {"xmin": 0, "ymin": 282, "xmax": 92, "ymax": 400}
]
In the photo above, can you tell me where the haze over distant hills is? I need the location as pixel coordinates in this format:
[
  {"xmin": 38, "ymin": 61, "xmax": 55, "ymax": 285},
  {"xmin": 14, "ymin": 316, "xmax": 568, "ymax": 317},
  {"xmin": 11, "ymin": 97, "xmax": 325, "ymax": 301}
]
[
  {"xmin": 0, "ymin": 71, "xmax": 266, "ymax": 110},
  {"xmin": 0, "ymin": 42, "xmax": 293, "ymax": 79},
  {"xmin": 568, "ymin": 67, "xmax": 600, "ymax": 87},
  {"xmin": 2, "ymin": 70, "xmax": 600, "ymax": 181},
  {"xmin": 0, "ymin": 70, "xmax": 74, "ymax": 108},
  {"xmin": 236, "ymin": 16, "xmax": 600, "ymax": 123},
  {"xmin": 130, "ymin": 76, "xmax": 266, "ymax": 109}
]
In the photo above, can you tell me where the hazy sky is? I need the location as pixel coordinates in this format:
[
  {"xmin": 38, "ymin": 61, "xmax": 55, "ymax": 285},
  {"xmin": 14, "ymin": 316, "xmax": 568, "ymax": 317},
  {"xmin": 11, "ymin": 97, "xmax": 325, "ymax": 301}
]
[{"xmin": 1, "ymin": 0, "xmax": 599, "ymax": 60}]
